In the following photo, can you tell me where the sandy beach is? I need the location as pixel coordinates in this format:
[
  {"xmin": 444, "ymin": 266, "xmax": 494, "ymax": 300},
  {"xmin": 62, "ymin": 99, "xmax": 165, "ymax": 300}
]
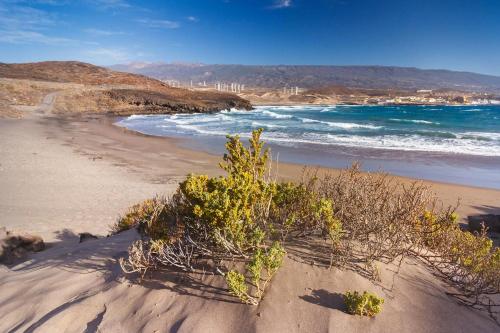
[
  {"xmin": 1, "ymin": 0, "xmax": 499, "ymax": 330},
  {"xmin": 1, "ymin": 113, "xmax": 500, "ymax": 332}
]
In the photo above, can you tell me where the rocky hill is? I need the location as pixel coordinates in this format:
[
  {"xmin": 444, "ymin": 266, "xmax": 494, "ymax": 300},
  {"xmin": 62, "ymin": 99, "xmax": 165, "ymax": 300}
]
[
  {"xmin": 0, "ymin": 61, "xmax": 252, "ymax": 118},
  {"xmin": 110, "ymin": 62, "xmax": 500, "ymax": 93}
]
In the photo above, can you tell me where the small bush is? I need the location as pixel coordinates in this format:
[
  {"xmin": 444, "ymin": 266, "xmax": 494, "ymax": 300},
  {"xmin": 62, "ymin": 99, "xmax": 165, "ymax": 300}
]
[
  {"xmin": 271, "ymin": 178, "xmax": 342, "ymax": 246},
  {"xmin": 120, "ymin": 130, "xmax": 288, "ymax": 304},
  {"xmin": 226, "ymin": 242, "xmax": 286, "ymax": 305},
  {"xmin": 344, "ymin": 290, "xmax": 384, "ymax": 317},
  {"xmin": 112, "ymin": 198, "xmax": 160, "ymax": 234}
]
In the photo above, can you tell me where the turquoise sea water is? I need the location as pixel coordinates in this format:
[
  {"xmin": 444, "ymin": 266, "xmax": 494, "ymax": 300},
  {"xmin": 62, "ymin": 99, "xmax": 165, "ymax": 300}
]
[{"xmin": 116, "ymin": 105, "xmax": 500, "ymax": 188}]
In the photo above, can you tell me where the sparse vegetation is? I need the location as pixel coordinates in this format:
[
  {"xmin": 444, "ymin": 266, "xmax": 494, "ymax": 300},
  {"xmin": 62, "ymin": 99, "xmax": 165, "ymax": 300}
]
[
  {"xmin": 344, "ymin": 290, "xmax": 384, "ymax": 317},
  {"xmin": 226, "ymin": 241, "xmax": 286, "ymax": 305},
  {"xmin": 112, "ymin": 198, "xmax": 162, "ymax": 234},
  {"xmin": 119, "ymin": 129, "xmax": 499, "ymax": 317},
  {"xmin": 0, "ymin": 62, "xmax": 252, "ymax": 118}
]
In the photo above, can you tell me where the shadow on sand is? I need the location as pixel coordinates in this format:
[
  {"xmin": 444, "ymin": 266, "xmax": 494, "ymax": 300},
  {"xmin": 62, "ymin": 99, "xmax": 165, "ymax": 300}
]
[{"xmin": 300, "ymin": 289, "xmax": 347, "ymax": 313}]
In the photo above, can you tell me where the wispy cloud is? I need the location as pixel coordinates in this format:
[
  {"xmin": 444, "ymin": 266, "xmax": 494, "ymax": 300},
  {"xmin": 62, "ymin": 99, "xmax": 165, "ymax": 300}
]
[
  {"xmin": 136, "ymin": 18, "xmax": 180, "ymax": 29},
  {"xmin": 86, "ymin": 0, "xmax": 131, "ymax": 10},
  {"xmin": 187, "ymin": 16, "xmax": 198, "ymax": 22},
  {"xmin": 0, "ymin": 30, "xmax": 76, "ymax": 45},
  {"xmin": 270, "ymin": 0, "xmax": 292, "ymax": 9},
  {"xmin": 0, "ymin": 5, "xmax": 57, "ymax": 30},
  {"xmin": 0, "ymin": 0, "xmax": 68, "ymax": 4},
  {"xmin": 83, "ymin": 28, "xmax": 124, "ymax": 36},
  {"xmin": 0, "ymin": 3, "xmax": 77, "ymax": 45}
]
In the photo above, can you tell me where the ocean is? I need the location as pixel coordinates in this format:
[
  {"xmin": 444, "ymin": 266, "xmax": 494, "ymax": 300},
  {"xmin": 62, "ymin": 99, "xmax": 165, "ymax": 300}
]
[{"xmin": 116, "ymin": 105, "xmax": 500, "ymax": 188}]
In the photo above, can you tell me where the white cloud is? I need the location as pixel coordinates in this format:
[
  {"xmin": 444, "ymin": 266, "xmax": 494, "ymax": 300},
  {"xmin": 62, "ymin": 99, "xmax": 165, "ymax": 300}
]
[
  {"xmin": 87, "ymin": 0, "xmax": 131, "ymax": 9},
  {"xmin": 136, "ymin": 18, "xmax": 180, "ymax": 29},
  {"xmin": 0, "ymin": 30, "xmax": 76, "ymax": 45},
  {"xmin": 187, "ymin": 16, "xmax": 198, "ymax": 22},
  {"xmin": 270, "ymin": 0, "xmax": 292, "ymax": 9},
  {"xmin": 83, "ymin": 28, "xmax": 124, "ymax": 36},
  {"xmin": 0, "ymin": 5, "xmax": 57, "ymax": 30},
  {"xmin": 0, "ymin": 4, "xmax": 80, "ymax": 46}
]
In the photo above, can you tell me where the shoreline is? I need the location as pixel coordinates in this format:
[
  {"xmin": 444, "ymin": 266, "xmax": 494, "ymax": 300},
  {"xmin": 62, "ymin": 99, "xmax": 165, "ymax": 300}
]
[
  {"xmin": 114, "ymin": 103, "xmax": 500, "ymax": 189},
  {"xmin": 112, "ymin": 114, "xmax": 498, "ymax": 191},
  {"xmin": 1, "ymin": 114, "xmax": 500, "ymax": 332},
  {"xmin": 69, "ymin": 114, "xmax": 500, "ymax": 218},
  {"xmin": 1, "ymin": 113, "xmax": 500, "ymax": 241}
]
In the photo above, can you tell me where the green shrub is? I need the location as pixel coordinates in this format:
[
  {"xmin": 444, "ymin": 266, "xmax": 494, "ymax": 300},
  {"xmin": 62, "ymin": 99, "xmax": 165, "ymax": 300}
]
[
  {"xmin": 112, "ymin": 198, "xmax": 160, "ymax": 234},
  {"xmin": 416, "ymin": 210, "xmax": 500, "ymax": 306},
  {"xmin": 270, "ymin": 180, "xmax": 342, "ymax": 245},
  {"xmin": 170, "ymin": 129, "xmax": 275, "ymax": 253},
  {"xmin": 226, "ymin": 270, "xmax": 253, "ymax": 304},
  {"xmin": 225, "ymin": 241, "xmax": 286, "ymax": 305},
  {"xmin": 344, "ymin": 290, "xmax": 384, "ymax": 317}
]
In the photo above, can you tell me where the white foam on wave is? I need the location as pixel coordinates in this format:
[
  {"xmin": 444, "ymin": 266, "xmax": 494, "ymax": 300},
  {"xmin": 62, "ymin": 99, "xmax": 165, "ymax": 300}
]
[
  {"xmin": 459, "ymin": 132, "xmax": 500, "ymax": 141},
  {"xmin": 320, "ymin": 106, "xmax": 337, "ymax": 112},
  {"xmin": 261, "ymin": 132, "xmax": 500, "ymax": 156},
  {"xmin": 126, "ymin": 114, "xmax": 149, "ymax": 120},
  {"xmin": 117, "ymin": 105, "xmax": 500, "ymax": 157},
  {"xmin": 174, "ymin": 124, "xmax": 228, "ymax": 136},
  {"xmin": 300, "ymin": 117, "xmax": 322, "ymax": 123},
  {"xmin": 327, "ymin": 122, "xmax": 382, "ymax": 130},
  {"xmin": 389, "ymin": 118, "xmax": 439, "ymax": 125},
  {"xmin": 220, "ymin": 108, "xmax": 250, "ymax": 114},
  {"xmin": 262, "ymin": 110, "xmax": 293, "ymax": 119},
  {"xmin": 251, "ymin": 121, "xmax": 284, "ymax": 129},
  {"xmin": 165, "ymin": 113, "xmax": 231, "ymax": 125},
  {"xmin": 298, "ymin": 117, "xmax": 381, "ymax": 129}
]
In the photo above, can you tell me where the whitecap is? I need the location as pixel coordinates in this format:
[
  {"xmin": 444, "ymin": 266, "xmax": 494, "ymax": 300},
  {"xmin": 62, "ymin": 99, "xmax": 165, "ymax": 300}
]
[
  {"xmin": 326, "ymin": 122, "xmax": 382, "ymax": 130},
  {"xmin": 251, "ymin": 121, "xmax": 284, "ymax": 129},
  {"xmin": 389, "ymin": 118, "xmax": 438, "ymax": 125},
  {"xmin": 262, "ymin": 110, "xmax": 293, "ymax": 119}
]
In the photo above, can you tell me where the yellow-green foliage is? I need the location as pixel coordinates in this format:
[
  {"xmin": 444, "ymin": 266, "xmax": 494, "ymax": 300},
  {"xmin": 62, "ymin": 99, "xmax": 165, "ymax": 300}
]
[
  {"xmin": 226, "ymin": 270, "xmax": 252, "ymax": 303},
  {"xmin": 271, "ymin": 180, "xmax": 342, "ymax": 243},
  {"xmin": 226, "ymin": 241, "xmax": 286, "ymax": 305},
  {"xmin": 174, "ymin": 129, "xmax": 274, "ymax": 252},
  {"xmin": 113, "ymin": 198, "xmax": 158, "ymax": 233},
  {"xmin": 418, "ymin": 210, "xmax": 498, "ymax": 273},
  {"xmin": 344, "ymin": 291, "xmax": 384, "ymax": 317},
  {"xmin": 416, "ymin": 210, "xmax": 500, "ymax": 301}
]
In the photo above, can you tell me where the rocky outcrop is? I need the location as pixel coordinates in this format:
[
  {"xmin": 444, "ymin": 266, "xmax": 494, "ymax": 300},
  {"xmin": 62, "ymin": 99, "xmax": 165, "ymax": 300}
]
[
  {"xmin": 79, "ymin": 232, "xmax": 99, "ymax": 243},
  {"xmin": 0, "ymin": 227, "xmax": 45, "ymax": 264},
  {"xmin": 105, "ymin": 88, "xmax": 252, "ymax": 115}
]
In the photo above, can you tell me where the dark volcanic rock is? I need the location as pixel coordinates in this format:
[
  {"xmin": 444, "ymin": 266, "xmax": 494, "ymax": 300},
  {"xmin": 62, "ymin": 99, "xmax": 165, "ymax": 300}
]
[
  {"xmin": 79, "ymin": 232, "xmax": 99, "ymax": 243},
  {"xmin": 467, "ymin": 214, "xmax": 500, "ymax": 233},
  {"xmin": 106, "ymin": 88, "xmax": 252, "ymax": 115},
  {"xmin": 0, "ymin": 227, "xmax": 45, "ymax": 264}
]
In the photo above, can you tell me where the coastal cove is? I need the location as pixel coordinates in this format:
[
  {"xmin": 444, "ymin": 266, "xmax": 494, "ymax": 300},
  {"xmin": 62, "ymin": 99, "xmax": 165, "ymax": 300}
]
[{"xmin": 116, "ymin": 104, "xmax": 500, "ymax": 189}]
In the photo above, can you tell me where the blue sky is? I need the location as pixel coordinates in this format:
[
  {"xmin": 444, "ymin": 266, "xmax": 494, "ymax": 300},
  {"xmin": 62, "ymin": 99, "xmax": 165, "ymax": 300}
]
[{"xmin": 0, "ymin": 0, "xmax": 499, "ymax": 75}]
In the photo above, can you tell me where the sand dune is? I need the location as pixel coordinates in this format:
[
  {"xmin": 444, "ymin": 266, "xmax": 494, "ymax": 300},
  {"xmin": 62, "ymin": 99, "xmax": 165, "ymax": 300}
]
[
  {"xmin": 1, "ymin": 229, "xmax": 498, "ymax": 332},
  {"xmin": 1, "ymin": 112, "xmax": 500, "ymax": 332}
]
